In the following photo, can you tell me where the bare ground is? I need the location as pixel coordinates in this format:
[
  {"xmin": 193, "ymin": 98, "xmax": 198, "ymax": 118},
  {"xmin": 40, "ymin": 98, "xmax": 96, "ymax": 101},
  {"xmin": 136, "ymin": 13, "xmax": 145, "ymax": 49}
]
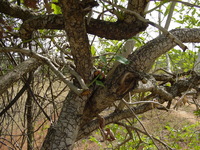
[{"xmin": 74, "ymin": 103, "xmax": 200, "ymax": 150}]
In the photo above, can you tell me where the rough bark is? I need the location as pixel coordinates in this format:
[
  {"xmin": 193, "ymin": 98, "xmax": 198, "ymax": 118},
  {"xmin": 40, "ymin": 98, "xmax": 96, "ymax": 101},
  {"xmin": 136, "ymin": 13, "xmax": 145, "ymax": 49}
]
[
  {"xmin": 124, "ymin": 0, "xmax": 149, "ymax": 22},
  {"xmin": 59, "ymin": 0, "xmax": 93, "ymax": 82},
  {"xmin": 41, "ymin": 0, "xmax": 93, "ymax": 149},
  {"xmin": 1, "ymin": 0, "xmax": 200, "ymax": 149},
  {"xmin": 0, "ymin": 0, "xmax": 148, "ymax": 40},
  {"xmin": 26, "ymin": 87, "xmax": 34, "ymax": 150},
  {"xmin": 0, "ymin": 0, "xmax": 35, "ymax": 20},
  {"xmin": 78, "ymin": 103, "xmax": 155, "ymax": 140},
  {"xmin": 19, "ymin": 15, "xmax": 148, "ymax": 40},
  {"xmin": 41, "ymin": 92, "xmax": 88, "ymax": 150},
  {"xmin": 0, "ymin": 58, "xmax": 41, "ymax": 94},
  {"xmin": 1, "ymin": 29, "xmax": 200, "ymax": 148},
  {"xmin": 78, "ymin": 71, "xmax": 200, "ymax": 139},
  {"xmin": 81, "ymin": 28, "xmax": 200, "ymax": 125}
]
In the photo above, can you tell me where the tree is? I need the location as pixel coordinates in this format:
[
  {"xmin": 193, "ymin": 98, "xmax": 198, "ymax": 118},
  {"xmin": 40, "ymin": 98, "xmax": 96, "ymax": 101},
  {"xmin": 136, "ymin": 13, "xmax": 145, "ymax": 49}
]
[{"xmin": 0, "ymin": 0, "xmax": 200, "ymax": 149}]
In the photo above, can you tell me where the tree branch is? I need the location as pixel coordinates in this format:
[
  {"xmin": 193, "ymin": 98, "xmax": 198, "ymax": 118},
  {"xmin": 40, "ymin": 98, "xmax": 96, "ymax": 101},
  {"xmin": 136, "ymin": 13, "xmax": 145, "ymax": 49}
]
[
  {"xmin": 82, "ymin": 28, "xmax": 200, "ymax": 125},
  {"xmin": 0, "ymin": 58, "xmax": 40, "ymax": 94},
  {"xmin": 0, "ymin": 47, "xmax": 87, "ymax": 95},
  {"xmin": 18, "ymin": 14, "xmax": 148, "ymax": 40},
  {"xmin": 103, "ymin": 0, "xmax": 187, "ymax": 51},
  {"xmin": 0, "ymin": 0, "xmax": 36, "ymax": 20},
  {"xmin": 78, "ymin": 103, "xmax": 156, "ymax": 140},
  {"xmin": 78, "ymin": 71, "xmax": 200, "ymax": 139}
]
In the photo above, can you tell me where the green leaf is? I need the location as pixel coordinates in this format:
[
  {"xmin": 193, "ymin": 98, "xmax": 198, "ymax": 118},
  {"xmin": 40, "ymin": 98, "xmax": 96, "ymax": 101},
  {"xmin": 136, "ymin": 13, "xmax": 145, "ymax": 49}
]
[
  {"xmin": 91, "ymin": 46, "xmax": 96, "ymax": 56},
  {"xmin": 132, "ymin": 37, "xmax": 142, "ymax": 44},
  {"xmin": 115, "ymin": 55, "xmax": 130, "ymax": 64},
  {"xmin": 99, "ymin": 55, "xmax": 107, "ymax": 64},
  {"xmin": 164, "ymin": 3, "xmax": 170, "ymax": 17},
  {"xmin": 51, "ymin": 3, "xmax": 62, "ymax": 14},
  {"xmin": 95, "ymin": 80, "xmax": 105, "ymax": 87}
]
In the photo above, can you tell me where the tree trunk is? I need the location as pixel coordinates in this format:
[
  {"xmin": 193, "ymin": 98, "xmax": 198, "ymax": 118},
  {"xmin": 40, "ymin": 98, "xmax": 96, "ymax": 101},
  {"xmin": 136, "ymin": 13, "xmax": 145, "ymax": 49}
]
[
  {"xmin": 26, "ymin": 88, "xmax": 34, "ymax": 150},
  {"xmin": 41, "ymin": 28, "xmax": 200, "ymax": 150},
  {"xmin": 41, "ymin": 91, "xmax": 87, "ymax": 150},
  {"xmin": 41, "ymin": 0, "xmax": 93, "ymax": 149}
]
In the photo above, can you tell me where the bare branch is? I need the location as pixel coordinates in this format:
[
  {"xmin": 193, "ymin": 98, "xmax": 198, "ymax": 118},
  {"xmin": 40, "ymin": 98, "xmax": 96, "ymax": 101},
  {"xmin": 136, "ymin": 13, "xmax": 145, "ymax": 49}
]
[
  {"xmin": 61, "ymin": 52, "xmax": 89, "ymax": 90},
  {"xmin": 19, "ymin": 14, "xmax": 147, "ymax": 40},
  {"xmin": 120, "ymin": 98, "xmax": 160, "ymax": 149},
  {"xmin": 82, "ymin": 28, "xmax": 200, "ymax": 125},
  {"xmin": 124, "ymin": 100, "xmax": 167, "ymax": 108},
  {"xmin": 0, "ymin": 47, "xmax": 85, "ymax": 95},
  {"xmin": 0, "ymin": 0, "xmax": 36, "ymax": 20},
  {"xmin": 0, "ymin": 58, "xmax": 40, "ymax": 94},
  {"xmin": 103, "ymin": 0, "xmax": 187, "ymax": 51},
  {"xmin": 116, "ymin": 122, "xmax": 174, "ymax": 150},
  {"xmin": 78, "ymin": 103, "xmax": 157, "ymax": 140},
  {"xmin": 155, "ymin": 0, "xmax": 200, "ymax": 9}
]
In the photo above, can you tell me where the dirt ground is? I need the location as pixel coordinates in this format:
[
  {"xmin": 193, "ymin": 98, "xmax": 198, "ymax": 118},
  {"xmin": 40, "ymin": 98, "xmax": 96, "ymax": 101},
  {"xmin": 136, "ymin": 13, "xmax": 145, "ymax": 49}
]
[
  {"xmin": 0, "ymin": 101, "xmax": 199, "ymax": 150},
  {"xmin": 74, "ymin": 103, "xmax": 200, "ymax": 150}
]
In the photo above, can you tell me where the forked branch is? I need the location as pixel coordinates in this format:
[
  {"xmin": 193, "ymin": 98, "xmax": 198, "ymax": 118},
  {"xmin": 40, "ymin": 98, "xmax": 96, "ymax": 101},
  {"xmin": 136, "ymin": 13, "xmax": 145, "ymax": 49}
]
[
  {"xmin": 103, "ymin": 0, "xmax": 187, "ymax": 51},
  {"xmin": 0, "ymin": 47, "xmax": 88, "ymax": 95}
]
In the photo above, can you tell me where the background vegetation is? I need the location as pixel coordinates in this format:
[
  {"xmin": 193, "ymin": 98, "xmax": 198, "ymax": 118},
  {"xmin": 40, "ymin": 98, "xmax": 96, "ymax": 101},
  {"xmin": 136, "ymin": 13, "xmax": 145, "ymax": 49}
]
[{"xmin": 0, "ymin": 0, "xmax": 200, "ymax": 149}]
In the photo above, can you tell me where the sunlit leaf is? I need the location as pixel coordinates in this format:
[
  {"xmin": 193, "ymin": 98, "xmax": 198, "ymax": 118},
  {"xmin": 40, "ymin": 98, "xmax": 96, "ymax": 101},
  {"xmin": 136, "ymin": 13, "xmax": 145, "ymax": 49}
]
[
  {"xmin": 91, "ymin": 46, "xmax": 96, "ymax": 56},
  {"xmin": 164, "ymin": 3, "xmax": 170, "ymax": 17},
  {"xmin": 115, "ymin": 55, "xmax": 130, "ymax": 64},
  {"xmin": 99, "ymin": 55, "xmax": 107, "ymax": 64},
  {"xmin": 51, "ymin": 1, "xmax": 62, "ymax": 14}
]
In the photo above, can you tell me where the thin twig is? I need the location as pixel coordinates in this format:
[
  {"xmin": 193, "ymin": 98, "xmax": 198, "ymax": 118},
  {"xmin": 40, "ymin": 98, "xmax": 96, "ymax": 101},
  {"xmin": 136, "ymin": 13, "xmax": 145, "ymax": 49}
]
[
  {"xmin": 102, "ymin": 0, "xmax": 187, "ymax": 51},
  {"xmin": 155, "ymin": 0, "xmax": 200, "ymax": 9},
  {"xmin": 145, "ymin": 1, "xmax": 168, "ymax": 14},
  {"xmin": 114, "ymin": 125, "xmax": 133, "ymax": 149},
  {"xmin": 0, "ymin": 47, "xmax": 84, "ymax": 95},
  {"xmin": 61, "ymin": 52, "xmax": 89, "ymax": 90},
  {"xmin": 125, "ymin": 100, "xmax": 169, "ymax": 111},
  {"xmin": 121, "ymin": 98, "xmax": 160, "ymax": 149},
  {"xmin": 116, "ymin": 122, "xmax": 174, "ymax": 150}
]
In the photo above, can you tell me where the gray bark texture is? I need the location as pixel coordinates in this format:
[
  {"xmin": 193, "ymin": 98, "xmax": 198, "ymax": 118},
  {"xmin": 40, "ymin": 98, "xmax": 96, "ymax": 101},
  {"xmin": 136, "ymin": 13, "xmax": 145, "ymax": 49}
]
[
  {"xmin": 42, "ymin": 0, "xmax": 94, "ymax": 149},
  {"xmin": 0, "ymin": 0, "xmax": 200, "ymax": 150},
  {"xmin": 41, "ymin": 28, "xmax": 200, "ymax": 149},
  {"xmin": 0, "ymin": 58, "xmax": 41, "ymax": 94}
]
